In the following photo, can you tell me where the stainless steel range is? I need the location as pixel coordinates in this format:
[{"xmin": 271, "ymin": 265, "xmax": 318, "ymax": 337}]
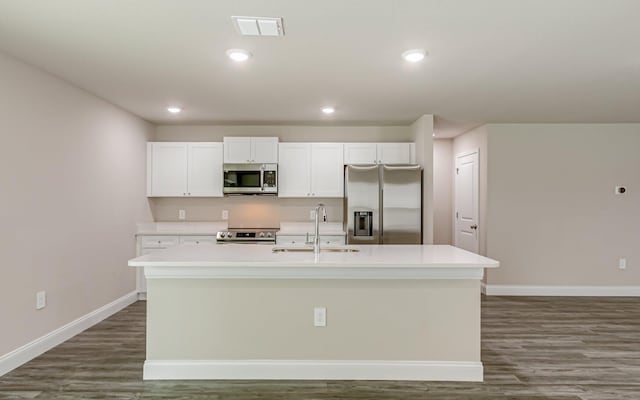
[{"xmin": 216, "ymin": 228, "xmax": 278, "ymax": 244}]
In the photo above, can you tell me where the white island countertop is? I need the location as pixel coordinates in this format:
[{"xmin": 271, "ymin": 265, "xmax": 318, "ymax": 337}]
[{"xmin": 129, "ymin": 244, "xmax": 499, "ymax": 280}]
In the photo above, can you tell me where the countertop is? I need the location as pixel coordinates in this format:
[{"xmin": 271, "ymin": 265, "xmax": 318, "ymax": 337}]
[{"xmin": 128, "ymin": 244, "xmax": 499, "ymax": 280}]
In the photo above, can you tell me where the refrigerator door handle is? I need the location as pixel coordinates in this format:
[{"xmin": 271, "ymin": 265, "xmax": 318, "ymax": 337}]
[
  {"xmin": 347, "ymin": 165, "xmax": 379, "ymax": 171},
  {"xmin": 382, "ymin": 165, "xmax": 422, "ymax": 171}
]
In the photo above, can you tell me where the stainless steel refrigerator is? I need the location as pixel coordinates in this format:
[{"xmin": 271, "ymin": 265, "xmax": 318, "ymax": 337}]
[{"xmin": 344, "ymin": 164, "xmax": 422, "ymax": 244}]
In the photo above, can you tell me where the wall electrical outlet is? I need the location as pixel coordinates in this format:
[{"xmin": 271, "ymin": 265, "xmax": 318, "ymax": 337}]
[
  {"xmin": 222, "ymin": 210, "xmax": 229, "ymax": 220},
  {"xmin": 178, "ymin": 210, "xmax": 186, "ymax": 220},
  {"xmin": 309, "ymin": 210, "xmax": 316, "ymax": 220},
  {"xmin": 314, "ymin": 307, "xmax": 327, "ymax": 327},
  {"xmin": 619, "ymin": 258, "xmax": 627, "ymax": 270},
  {"xmin": 36, "ymin": 291, "xmax": 46, "ymax": 310}
]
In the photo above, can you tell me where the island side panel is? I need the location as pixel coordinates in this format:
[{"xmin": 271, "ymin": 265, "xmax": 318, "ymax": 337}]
[{"xmin": 146, "ymin": 278, "xmax": 480, "ymax": 362}]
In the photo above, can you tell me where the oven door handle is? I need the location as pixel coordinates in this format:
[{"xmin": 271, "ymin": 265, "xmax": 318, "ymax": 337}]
[{"xmin": 260, "ymin": 170, "xmax": 264, "ymax": 191}]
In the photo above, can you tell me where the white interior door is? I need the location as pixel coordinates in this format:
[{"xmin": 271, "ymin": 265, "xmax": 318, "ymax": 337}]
[{"xmin": 455, "ymin": 150, "xmax": 479, "ymax": 253}]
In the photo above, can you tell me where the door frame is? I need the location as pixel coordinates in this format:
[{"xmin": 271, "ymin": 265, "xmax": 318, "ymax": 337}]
[{"xmin": 454, "ymin": 148, "xmax": 480, "ymax": 253}]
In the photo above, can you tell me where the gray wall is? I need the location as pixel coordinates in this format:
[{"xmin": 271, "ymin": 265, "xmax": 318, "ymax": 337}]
[
  {"xmin": 410, "ymin": 115, "xmax": 434, "ymax": 244},
  {"xmin": 485, "ymin": 124, "xmax": 640, "ymax": 286},
  {"xmin": 433, "ymin": 139, "xmax": 453, "ymax": 245},
  {"xmin": 0, "ymin": 51, "xmax": 153, "ymax": 356}
]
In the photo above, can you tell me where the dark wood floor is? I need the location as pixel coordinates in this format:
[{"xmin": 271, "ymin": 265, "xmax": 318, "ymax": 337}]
[{"xmin": 1, "ymin": 296, "xmax": 639, "ymax": 399}]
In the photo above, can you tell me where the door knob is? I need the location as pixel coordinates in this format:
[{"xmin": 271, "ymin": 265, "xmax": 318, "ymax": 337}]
[{"xmin": 470, "ymin": 225, "xmax": 478, "ymax": 230}]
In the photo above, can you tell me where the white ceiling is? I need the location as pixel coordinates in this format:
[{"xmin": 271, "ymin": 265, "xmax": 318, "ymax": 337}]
[{"xmin": 0, "ymin": 0, "xmax": 638, "ymax": 137}]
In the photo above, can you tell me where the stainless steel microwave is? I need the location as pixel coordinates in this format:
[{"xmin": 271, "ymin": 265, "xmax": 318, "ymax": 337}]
[{"xmin": 223, "ymin": 163, "xmax": 278, "ymax": 195}]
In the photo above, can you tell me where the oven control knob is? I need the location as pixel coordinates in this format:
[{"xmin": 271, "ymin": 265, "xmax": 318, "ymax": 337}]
[
  {"xmin": 266, "ymin": 232, "xmax": 272, "ymax": 238},
  {"xmin": 259, "ymin": 232, "xmax": 265, "ymax": 238},
  {"xmin": 227, "ymin": 232, "xmax": 233, "ymax": 238},
  {"xmin": 219, "ymin": 232, "xmax": 226, "ymax": 238}
]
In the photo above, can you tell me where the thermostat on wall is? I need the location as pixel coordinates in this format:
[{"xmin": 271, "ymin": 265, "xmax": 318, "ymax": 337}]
[{"xmin": 615, "ymin": 186, "xmax": 627, "ymax": 195}]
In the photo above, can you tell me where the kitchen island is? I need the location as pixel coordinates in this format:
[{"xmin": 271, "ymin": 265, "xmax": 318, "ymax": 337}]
[{"xmin": 128, "ymin": 244, "xmax": 499, "ymax": 382}]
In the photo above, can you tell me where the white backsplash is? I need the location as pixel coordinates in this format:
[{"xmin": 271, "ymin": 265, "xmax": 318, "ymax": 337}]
[{"xmin": 149, "ymin": 197, "xmax": 343, "ymax": 228}]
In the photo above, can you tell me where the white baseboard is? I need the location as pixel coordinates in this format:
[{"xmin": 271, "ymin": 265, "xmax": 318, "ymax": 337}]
[
  {"xmin": 480, "ymin": 282, "xmax": 487, "ymax": 294},
  {"xmin": 137, "ymin": 292, "xmax": 147, "ymax": 300},
  {"xmin": 486, "ymin": 285, "xmax": 640, "ymax": 297},
  {"xmin": 143, "ymin": 359, "xmax": 483, "ymax": 382},
  {"xmin": 0, "ymin": 291, "xmax": 138, "ymax": 377}
]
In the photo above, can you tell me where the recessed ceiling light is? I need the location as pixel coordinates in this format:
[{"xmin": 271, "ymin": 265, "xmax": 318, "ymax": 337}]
[
  {"xmin": 167, "ymin": 107, "xmax": 182, "ymax": 114},
  {"xmin": 226, "ymin": 48, "xmax": 252, "ymax": 62},
  {"xmin": 321, "ymin": 107, "xmax": 335, "ymax": 114},
  {"xmin": 402, "ymin": 49, "xmax": 427, "ymax": 63}
]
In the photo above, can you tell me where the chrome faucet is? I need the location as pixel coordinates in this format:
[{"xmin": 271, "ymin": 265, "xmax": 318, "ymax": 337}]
[{"xmin": 314, "ymin": 203, "xmax": 327, "ymax": 254}]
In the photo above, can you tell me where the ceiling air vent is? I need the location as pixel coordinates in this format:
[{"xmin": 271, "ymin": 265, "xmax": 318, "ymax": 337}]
[{"xmin": 231, "ymin": 16, "xmax": 284, "ymax": 36}]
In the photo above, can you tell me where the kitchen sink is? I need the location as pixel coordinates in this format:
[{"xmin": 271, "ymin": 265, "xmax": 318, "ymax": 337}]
[{"xmin": 272, "ymin": 246, "xmax": 360, "ymax": 253}]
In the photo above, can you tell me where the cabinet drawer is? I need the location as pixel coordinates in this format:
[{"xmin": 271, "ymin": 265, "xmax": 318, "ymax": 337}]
[
  {"xmin": 179, "ymin": 236, "xmax": 216, "ymax": 245},
  {"xmin": 276, "ymin": 235, "xmax": 309, "ymax": 245},
  {"xmin": 276, "ymin": 234, "xmax": 345, "ymax": 245},
  {"xmin": 141, "ymin": 235, "xmax": 179, "ymax": 248},
  {"xmin": 320, "ymin": 235, "xmax": 346, "ymax": 245}
]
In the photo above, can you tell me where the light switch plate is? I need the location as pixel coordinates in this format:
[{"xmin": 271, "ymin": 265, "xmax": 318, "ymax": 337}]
[
  {"xmin": 314, "ymin": 307, "xmax": 326, "ymax": 327},
  {"xmin": 36, "ymin": 291, "xmax": 46, "ymax": 310},
  {"xmin": 222, "ymin": 210, "xmax": 229, "ymax": 220},
  {"xmin": 178, "ymin": 210, "xmax": 186, "ymax": 220}
]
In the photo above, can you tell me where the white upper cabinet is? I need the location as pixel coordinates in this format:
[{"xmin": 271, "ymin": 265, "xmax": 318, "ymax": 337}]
[
  {"xmin": 343, "ymin": 143, "xmax": 378, "ymax": 165},
  {"xmin": 310, "ymin": 143, "xmax": 344, "ymax": 197},
  {"xmin": 223, "ymin": 137, "xmax": 278, "ymax": 163},
  {"xmin": 278, "ymin": 143, "xmax": 344, "ymax": 198},
  {"xmin": 147, "ymin": 143, "xmax": 188, "ymax": 196},
  {"xmin": 344, "ymin": 143, "xmax": 414, "ymax": 165},
  {"xmin": 147, "ymin": 142, "xmax": 223, "ymax": 197},
  {"xmin": 278, "ymin": 143, "xmax": 311, "ymax": 197},
  {"xmin": 251, "ymin": 137, "xmax": 279, "ymax": 163},
  {"xmin": 187, "ymin": 143, "xmax": 223, "ymax": 197},
  {"xmin": 377, "ymin": 143, "xmax": 413, "ymax": 164}
]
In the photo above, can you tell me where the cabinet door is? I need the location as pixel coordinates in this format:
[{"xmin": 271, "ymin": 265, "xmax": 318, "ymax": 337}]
[
  {"xmin": 187, "ymin": 143, "xmax": 223, "ymax": 197},
  {"xmin": 223, "ymin": 137, "xmax": 252, "ymax": 163},
  {"xmin": 377, "ymin": 143, "xmax": 412, "ymax": 164},
  {"xmin": 320, "ymin": 235, "xmax": 346, "ymax": 245},
  {"xmin": 311, "ymin": 143, "xmax": 344, "ymax": 197},
  {"xmin": 251, "ymin": 137, "xmax": 279, "ymax": 163},
  {"xmin": 344, "ymin": 143, "xmax": 377, "ymax": 165},
  {"xmin": 147, "ymin": 143, "xmax": 188, "ymax": 196},
  {"xmin": 278, "ymin": 143, "xmax": 311, "ymax": 198},
  {"xmin": 275, "ymin": 235, "xmax": 309, "ymax": 245},
  {"xmin": 179, "ymin": 236, "xmax": 216, "ymax": 245}
]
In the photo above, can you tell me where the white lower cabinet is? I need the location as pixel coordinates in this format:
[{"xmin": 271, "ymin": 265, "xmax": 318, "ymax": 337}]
[
  {"xmin": 135, "ymin": 235, "xmax": 215, "ymax": 297},
  {"xmin": 276, "ymin": 234, "xmax": 346, "ymax": 246}
]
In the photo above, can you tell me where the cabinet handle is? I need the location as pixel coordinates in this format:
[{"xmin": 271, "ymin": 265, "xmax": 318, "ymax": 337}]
[
  {"xmin": 188, "ymin": 192, "xmax": 191, "ymax": 196},
  {"xmin": 183, "ymin": 192, "xmax": 186, "ymax": 196}
]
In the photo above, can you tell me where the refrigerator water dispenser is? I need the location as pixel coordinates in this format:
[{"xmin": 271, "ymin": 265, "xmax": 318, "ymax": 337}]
[{"xmin": 354, "ymin": 211, "xmax": 373, "ymax": 237}]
